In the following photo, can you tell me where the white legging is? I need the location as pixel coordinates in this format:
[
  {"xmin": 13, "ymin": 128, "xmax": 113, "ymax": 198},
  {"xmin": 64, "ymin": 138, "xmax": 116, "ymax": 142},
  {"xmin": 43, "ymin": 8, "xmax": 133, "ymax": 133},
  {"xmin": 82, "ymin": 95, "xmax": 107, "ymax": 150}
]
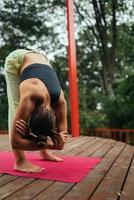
[{"xmin": 4, "ymin": 70, "xmax": 20, "ymax": 142}]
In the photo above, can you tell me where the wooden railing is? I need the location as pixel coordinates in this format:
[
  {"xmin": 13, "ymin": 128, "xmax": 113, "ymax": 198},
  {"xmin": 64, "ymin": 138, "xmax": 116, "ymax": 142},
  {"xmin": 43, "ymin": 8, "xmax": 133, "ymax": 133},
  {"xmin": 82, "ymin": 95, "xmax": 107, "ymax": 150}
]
[
  {"xmin": 80, "ymin": 128, "xmax": 134, "ymax": 145},
  {"xmin": 1, "ymin": 128, "xmax": 134, "ymax": 145},
  {"xmin": 0, "ymin": 131, "xmax": 8, "ymax": 135}
]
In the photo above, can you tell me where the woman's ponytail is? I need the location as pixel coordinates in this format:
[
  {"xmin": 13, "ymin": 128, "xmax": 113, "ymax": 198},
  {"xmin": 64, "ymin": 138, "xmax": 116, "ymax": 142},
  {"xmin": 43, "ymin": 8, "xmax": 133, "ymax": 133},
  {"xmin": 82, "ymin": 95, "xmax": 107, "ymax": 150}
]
[{"xmin": 28, "ymin": 107, "xmax": 60, "ymax": 148}]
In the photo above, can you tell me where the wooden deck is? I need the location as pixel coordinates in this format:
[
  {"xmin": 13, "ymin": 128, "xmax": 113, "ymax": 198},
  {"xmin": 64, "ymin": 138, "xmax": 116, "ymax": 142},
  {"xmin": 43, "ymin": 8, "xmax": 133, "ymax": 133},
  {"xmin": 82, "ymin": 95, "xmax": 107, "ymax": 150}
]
[{"xmin": 0, "ymin": 134, "xmax": 134, "ymax": 200}]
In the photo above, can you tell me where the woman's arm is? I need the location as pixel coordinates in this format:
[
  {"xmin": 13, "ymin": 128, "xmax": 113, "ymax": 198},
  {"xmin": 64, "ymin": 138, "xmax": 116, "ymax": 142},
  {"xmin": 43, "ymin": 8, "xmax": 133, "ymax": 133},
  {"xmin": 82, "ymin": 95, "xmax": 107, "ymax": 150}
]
[
  {"xmin": 11, "ymin": 96, "xmax": 58, "ymax": 151},
  {"xmin": 55, "ymin": 101, "xmax": 67, "ymax": 132},
  {"xmin": 55, "ymin": 93, "xmax": 68, "ymax": 133}
]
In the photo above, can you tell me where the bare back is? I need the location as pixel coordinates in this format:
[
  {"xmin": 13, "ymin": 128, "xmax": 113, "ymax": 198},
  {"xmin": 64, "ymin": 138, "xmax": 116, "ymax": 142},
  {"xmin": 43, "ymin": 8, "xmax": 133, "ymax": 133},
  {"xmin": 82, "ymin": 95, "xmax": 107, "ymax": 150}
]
[
  {"xmin": 20, "ymin": 52, "xmax": 50, "ymax": 75},
  {"xmin": 19, "ymin": 53, "xmax": 65, "ymax": 109}
]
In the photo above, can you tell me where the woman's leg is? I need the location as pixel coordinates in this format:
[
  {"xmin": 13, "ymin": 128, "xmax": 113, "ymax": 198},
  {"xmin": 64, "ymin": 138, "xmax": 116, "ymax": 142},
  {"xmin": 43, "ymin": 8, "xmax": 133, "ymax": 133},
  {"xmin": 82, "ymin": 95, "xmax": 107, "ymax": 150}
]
[
  {"xmin": 5, "ymin": 71, "xmax": 25, "ymax": 161},
  {"xmin": 39, "ymin": 150, "xmax": 63, "ymax": 161},
  {"xmin": 5, "ymin": 71, "xmax": 44, "ymax": 172}
]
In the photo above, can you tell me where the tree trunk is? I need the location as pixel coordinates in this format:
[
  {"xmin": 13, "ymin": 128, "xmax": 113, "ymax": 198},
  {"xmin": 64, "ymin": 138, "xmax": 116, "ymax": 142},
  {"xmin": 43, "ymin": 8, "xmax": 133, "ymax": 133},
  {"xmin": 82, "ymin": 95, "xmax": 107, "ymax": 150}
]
[{"xmin": 92, "ymin": 0, "xmax": 117, "ymax": 94}]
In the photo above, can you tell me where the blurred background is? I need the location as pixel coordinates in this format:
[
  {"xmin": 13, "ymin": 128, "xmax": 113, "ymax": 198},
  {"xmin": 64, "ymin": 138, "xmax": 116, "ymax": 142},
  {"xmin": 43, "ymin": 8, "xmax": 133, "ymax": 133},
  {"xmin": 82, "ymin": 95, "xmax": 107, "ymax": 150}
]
[{"xmin": 0, "ymin": 0, "xmax": 134, "ymax": 142}]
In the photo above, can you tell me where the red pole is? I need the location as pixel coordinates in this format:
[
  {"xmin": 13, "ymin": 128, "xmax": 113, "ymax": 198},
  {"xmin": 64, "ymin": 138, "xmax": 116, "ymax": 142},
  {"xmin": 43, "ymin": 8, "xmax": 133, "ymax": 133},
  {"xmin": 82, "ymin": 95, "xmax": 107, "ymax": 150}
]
[{"xmin": 66, "ymin": 0, "xmax": 80, "ymax": 137}]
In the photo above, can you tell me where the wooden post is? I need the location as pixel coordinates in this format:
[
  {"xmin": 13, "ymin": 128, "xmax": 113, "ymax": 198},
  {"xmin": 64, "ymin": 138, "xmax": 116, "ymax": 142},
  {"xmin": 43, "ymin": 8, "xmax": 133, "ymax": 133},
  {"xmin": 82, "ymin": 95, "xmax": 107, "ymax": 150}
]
[{"xmin": 66, "ymin": 0, "xmax": 80, "ymax": 137}]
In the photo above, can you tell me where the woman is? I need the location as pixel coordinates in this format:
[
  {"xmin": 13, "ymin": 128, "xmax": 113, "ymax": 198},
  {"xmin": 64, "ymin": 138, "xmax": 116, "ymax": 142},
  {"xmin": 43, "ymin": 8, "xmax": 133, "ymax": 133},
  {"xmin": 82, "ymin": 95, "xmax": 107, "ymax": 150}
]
[{"xmin": 4, "ymin": 49, "xmax": 68, "ymax": 173}]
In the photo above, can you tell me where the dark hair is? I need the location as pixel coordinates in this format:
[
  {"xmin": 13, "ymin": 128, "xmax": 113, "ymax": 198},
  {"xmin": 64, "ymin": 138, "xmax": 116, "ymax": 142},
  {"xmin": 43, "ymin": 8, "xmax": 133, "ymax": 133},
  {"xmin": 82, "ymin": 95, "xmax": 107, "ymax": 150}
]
[{"xmin": 28, "ymin": 107, "xmax": 60, "ymax": 148}]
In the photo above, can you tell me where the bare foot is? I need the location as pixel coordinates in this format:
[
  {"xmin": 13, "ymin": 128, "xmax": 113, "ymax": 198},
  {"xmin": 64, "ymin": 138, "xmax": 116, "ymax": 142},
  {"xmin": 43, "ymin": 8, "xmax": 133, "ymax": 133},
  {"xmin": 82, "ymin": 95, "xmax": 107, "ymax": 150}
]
[
  {"xmin": 14, "ymin": 160, "xmax": 44, "ymax": 173},
  {"xmin": 40, "ymin": 151, "xmax": 63, "ymax": 162}
]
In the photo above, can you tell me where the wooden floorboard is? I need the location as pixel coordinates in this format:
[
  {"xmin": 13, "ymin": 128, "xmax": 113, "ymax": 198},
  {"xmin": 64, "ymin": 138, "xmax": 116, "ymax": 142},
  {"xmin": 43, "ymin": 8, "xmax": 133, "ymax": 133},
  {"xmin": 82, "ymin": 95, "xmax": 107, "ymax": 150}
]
[
  {"xmin": 89, "ymin": 145, "xmax": 134, "ymax": 200},
  {"xmin": 61, "ymin": 142, "xmax": 126, "ymax": 200},
  {"xmin": 0, "ymin": 177, "xmax": 35, "ymax": 199},
  {"xmin": 0, "ymin": 135, "xmax": 133, "ymax": 200},
  {"xmin": 5, "ymin": 137, "xmax": 97, "ymax": 200},
  {"xmin": 5, "ymin": 180, "xmax": 54, "ymax": 200},
  {"xmin": 119, "ymin": 154, "xmax": 134, "ymax": 200},
  {"xmin": 31, "ymin": 138, "xmax": 102, "ymax": 200}
]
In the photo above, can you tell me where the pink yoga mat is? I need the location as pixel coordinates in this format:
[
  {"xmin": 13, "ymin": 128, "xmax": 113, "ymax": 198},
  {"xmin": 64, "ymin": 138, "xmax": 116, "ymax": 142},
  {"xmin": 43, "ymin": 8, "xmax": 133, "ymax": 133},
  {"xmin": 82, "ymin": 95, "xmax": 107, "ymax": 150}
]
[{"xmin": 0, "ymin": 151, "xmax": 101, "ymax": 183}]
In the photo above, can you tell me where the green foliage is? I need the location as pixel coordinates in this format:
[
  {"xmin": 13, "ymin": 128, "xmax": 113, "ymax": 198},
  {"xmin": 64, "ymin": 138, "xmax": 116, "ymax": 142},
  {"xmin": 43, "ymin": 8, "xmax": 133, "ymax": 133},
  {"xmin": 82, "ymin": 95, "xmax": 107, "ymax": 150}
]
[
  {"xmin": 0, "ymin": 74, "xmax": 8, "ymax": 129},
  {"xmin": 103, "ymin": 75, "xmax": 134, "ymax": 128},
  {"xmin": 80, "ymin": 110, "xmax": 106, "ymax": 129},
  {"xmin": 0, "ymin": 0, "xmax": 57, "ymax": 51}
]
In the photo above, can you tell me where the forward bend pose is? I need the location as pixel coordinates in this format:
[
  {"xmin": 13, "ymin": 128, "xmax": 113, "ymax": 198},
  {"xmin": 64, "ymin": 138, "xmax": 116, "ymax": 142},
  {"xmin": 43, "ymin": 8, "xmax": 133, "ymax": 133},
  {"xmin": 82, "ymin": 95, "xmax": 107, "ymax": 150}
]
[{"xmin": 4, "ymin": 49, "xmax": 68, "ymax": 173}]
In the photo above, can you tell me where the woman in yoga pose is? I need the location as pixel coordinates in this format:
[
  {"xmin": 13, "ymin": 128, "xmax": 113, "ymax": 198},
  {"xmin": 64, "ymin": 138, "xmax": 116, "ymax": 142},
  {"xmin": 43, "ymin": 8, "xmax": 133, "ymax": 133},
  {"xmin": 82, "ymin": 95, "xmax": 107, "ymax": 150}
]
[{"xmin": 4, "ymin": 49, "xmax": 68, "ymax": 173}]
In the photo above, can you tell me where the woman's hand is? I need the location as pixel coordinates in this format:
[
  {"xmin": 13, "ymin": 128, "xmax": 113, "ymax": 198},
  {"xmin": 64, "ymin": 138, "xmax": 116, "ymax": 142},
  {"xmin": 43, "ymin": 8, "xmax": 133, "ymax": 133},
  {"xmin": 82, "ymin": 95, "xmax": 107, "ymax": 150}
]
[
  {"xmin": 16, "ymin": 119, "xmax": 29, "ymax": 138},
  {"xmin": 59, "ymin": 131, "xmax": 68, "ymax": 143},
  {"xmin": 55, "ymin": 131, "xmax": 68, "ymax": 150}
]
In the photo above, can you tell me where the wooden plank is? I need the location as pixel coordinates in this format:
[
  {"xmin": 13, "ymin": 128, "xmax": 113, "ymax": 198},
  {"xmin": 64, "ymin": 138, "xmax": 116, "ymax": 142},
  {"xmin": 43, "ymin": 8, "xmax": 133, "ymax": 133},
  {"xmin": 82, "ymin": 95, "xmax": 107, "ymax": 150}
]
[
  {"xmin": 55, "ymin": 136, "xmax": 95, "ymax": 155},
  {"xmin": 91, "ymin": 139, "xmax": 116, "ymax": 158},
  {"xmin": 0, "ymin": 175, "xmax": 18, "ymax": 187},
  {"xmin": 0, "ymin": 146, "xmax": 11, "ymax": 151},
  {"xmin": 33, "ymin": 182, "xmax": 74, "ymax": 200},
  {"xmin": 0, "ymin": 135, "xmax": 9, "ymax": 140},
  {"xmin": 63, "ymin": 137, "xmax": 101, "ymax": 156},
  {"xmin": 31, "ymin": 139, "xmax": 116, "ymax": 200},
  {"xmin": 119, "ymin": 155, "xmax": 134, "ymax": 200},
  {"xmin": 60, "ymin": 142, "xmax": 126, "ymax": 200},
  {"xmin": 0, "ymin": 141, "xmax": 9, "ymax": 149},
  {"xmin": 5, "ymin": 180, "xmax": 54, "ymax": 200},
  {"xmin": 52, "ymin": 136, "xmax": 91, "ymax": 155},
  {"xmin": 0, "ymin": 135, "xmax": 10, "ymax": 151},
  {"xmin": 1, "ymin": 137, "xmax": 133, "ymax": 200},
  {"xmin": 0, "ymin": 177, "xmax": 35, "ymax": 199},
  {"xmin": 79, "ymin": 138, "xmax": 108, "ymax": 157},
  {"xmin": 89, "ymin": 145, "xmax": 134, "ymax": 200}
]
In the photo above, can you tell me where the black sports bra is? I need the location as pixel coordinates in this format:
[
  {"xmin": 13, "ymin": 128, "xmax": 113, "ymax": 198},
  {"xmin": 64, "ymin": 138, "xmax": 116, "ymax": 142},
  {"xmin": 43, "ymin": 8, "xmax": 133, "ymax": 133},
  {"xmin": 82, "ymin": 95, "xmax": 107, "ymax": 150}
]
[{"xmin": 20, "ymin": 63, "xmax": 61, "ymax": 104}]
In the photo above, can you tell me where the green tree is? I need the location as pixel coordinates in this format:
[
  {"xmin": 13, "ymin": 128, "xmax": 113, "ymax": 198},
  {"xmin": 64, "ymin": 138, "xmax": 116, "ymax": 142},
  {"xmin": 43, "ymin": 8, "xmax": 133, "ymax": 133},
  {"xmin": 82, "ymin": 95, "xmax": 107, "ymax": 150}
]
[
  {"xmin": 0, "ymin": 73, "xmax": 8, "ymax": 129},
  {"xmin": 74, "ymin": 0, "xmax": 134, "ymax": 95},
  {"xmin": 103, "ymin": 75, "xmax": 134, "ymax": 128}
]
